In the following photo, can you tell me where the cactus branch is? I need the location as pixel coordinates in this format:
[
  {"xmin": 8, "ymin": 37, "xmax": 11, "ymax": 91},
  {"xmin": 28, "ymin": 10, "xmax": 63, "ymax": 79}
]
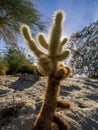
[
  {"xmin": 20, "ymin": 25, "xmax": 45, "ymax": 57},
  {"xmin": 53, "ymin": 114, "xmax": 70, "ymax": 130},
  {"xmin": 61, "ymin": 37, "xmax": 68, "ymax": 46},
  {"xmin": 20, "ymin": 25, "xmax": 32, "ymax": 42},
  {"xmin": 57, "ymin": 100, "xmax": 71, "ymax": 110},
  {"xmin": 38, "ymin": 56, "xmax": 54, "ymax": 75},
  {"xmin": 37, "ymin": 33, "xmax": 49, "ymax": 49},
  {"xmin": 20, "ymin": 10, "xmax": 72, "ymax": 130},
  {"xmin": 27, "ymin": 40, "xmax": 45, "ymax": 57},
  {"xmin": 57, "ymin": 37, "xmax": 67, "ymax": 54},
  {"xmin": 49, "ymin": 12, "xmax": 63, "ymax": 56},
  {"xmin": 54, "ymin": 65, "xmax": 72, "ymax": 80},
  {"xmin": 57, "ymin": 50, "xmax": 71, "ymax": 61}
]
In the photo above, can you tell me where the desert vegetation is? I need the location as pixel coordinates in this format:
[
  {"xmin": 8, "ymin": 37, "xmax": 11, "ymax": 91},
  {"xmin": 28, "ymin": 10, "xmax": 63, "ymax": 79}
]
[
  {"xmin": 21, "ymin": 11, "xmax": 72, "ymax": 130},
  {"xmin": 0, "ymin": 45, "xmax": 38, "ymax": 75},
  {"xmin": 0, "ymin": 1, "xmax": 98, "ymax": 130}
]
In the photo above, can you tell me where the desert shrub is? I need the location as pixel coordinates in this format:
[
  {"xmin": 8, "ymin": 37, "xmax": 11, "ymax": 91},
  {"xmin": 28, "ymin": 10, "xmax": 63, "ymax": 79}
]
[
  {"xmin": 4, "ymin": 44, "xmax": 35, "ymax": 74},
  {"xmin": 18, "ymin": 63, "xmax": 38, "ymax": 74},
  {"xmin": 6, "ymin": 49, "xmax": 27, "ymax": 74},
  {"xmin": 0, "ymin": 56, "xmax": 8, "ymax": 75},
  {"xmin": 89, "ymin": 71, "xmax": 98, "ymax": 79},
  {"xmin": 0, "ymin": 43, "xmax": 37, "ymax": 75}
]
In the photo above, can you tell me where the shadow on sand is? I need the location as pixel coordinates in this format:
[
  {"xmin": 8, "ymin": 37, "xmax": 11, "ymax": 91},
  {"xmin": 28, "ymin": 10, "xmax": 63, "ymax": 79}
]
[
  {"xmin": 84, "ymin": 79, "xmax": 98, "ymax": 88},
  {"xmin": 9, "ymin": 75, "xmax": 40, "ymax": 91}
]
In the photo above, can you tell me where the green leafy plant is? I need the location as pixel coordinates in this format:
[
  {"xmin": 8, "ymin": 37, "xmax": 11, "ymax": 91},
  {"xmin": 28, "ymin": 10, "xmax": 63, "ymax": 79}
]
[{"xmin": 21, "ymin": 10, "xmax": 72, "ymax": 130}]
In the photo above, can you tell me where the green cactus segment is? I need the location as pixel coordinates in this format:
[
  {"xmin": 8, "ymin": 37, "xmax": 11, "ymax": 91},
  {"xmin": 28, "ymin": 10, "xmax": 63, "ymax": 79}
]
[
  {"xmin": 49, "ymin": 12, "xmax": 63, "ymax": 56},
  {"xmin": 20, "ymin": 10, "xmax": 72, "ymax": 130},
  {"xmin": 57, "ymin": 50, "xmax": 71, "ymax": 61},
  {"xmin": 27, "ymin": 40, "xmax": 45, "ymax": 57},
  {"xmin": 54, "ymin": 11, "xmax": 64, "ymax": 25},
  {"xmin": 57, "ymin": 38, "xmax": 67, "ymax": 54},
  {"xmin": 21, "ymin": 25, "xmax": 32, "ymax": 42},
  {"xmin": 21, "ymin": 25, "xmax": 45, "ymax": 58},
  {"xmin": 61, "ymin": 38, "xmax": 68, "ymax": 46},
  {"xmin": 38, "ymin": 33, "xmax": 49, "ymax": 49},
  {"xmin": 57, "ymin": 100, "xmax": 71, "ymax": 110},
  {"xmin": 53, "ymin": 114, "xmax": 70, "ymax": 130},
  {"xmin": 38, "ymin": 56, "xmax": 54, "ymax": 75},
  {"xmin": 54, "ymin": 65, "xmax": 71, "ymax": 80}
]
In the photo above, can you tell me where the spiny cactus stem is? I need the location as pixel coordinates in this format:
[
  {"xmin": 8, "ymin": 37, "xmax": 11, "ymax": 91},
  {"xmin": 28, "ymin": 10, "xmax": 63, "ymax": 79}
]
[
  {"xmin": 38, "ymin": 33, "xmax": 49, "ymax": 49},
  {"xmin": 21, "ymin": 10, "xmax": 72, "ymax": 130},
  {"xmin": 50, "ymin": 58, "xmax": 58, "ymax": 71},
  {"xmin": 53, "ymin": 114, "xmax": 70, "ymax": 130},
  {"xmin": 27, "ymin": 40, "xmax": 45, "ymax": 57},
  {"xmin": 49, "ymin": 25, "xmax": 62, "ymax": 56},
  {"xmin": 34, "ymin": 75, "xmax": 61, "ymax": 130},
  {"xmin": 61, "ymin": 38, "xmax": 68, "ymax": 46},
  {"xmin": 56, "ymin": 50, "xmax": 71, "ymax": 61}
]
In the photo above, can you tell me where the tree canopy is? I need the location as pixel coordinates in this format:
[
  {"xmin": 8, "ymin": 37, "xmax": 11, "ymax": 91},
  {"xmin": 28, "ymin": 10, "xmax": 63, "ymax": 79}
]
[
  {"xmin": 69, "ymin": 34, "xmax": 98, "ymax": 78},
  {"xmin": 0, "ymin": 0, "xmax": 46, "ymax": 43}
]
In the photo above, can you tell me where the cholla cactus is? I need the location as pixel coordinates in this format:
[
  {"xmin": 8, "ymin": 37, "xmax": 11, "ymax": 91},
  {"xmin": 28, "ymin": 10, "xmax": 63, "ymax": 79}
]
[{"xmin": 20, "ymin": 10, "xmax": 72, "ymax": 130}]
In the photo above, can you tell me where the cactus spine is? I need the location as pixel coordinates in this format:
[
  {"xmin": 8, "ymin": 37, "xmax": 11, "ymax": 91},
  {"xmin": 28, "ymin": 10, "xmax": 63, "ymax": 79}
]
[{"xmin": 20, "ymin": 10, "xmax": 72, "ymax": 130}]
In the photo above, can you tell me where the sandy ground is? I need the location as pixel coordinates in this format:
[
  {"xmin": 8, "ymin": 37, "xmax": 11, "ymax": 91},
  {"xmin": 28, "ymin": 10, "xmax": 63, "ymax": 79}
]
[{"xmin": 0, "ymin": 75, "xmax": 98, "ymax": 130}]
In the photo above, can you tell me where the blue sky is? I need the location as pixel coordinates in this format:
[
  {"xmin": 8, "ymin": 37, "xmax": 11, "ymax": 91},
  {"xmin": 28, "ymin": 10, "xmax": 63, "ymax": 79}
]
[
  {"xmin": 37, "ymin": 0, "xmax": 98, "ymax": 37},
  {"xmin": 0, "ymin": 0, "xmax": 98, "ymax": 49}
]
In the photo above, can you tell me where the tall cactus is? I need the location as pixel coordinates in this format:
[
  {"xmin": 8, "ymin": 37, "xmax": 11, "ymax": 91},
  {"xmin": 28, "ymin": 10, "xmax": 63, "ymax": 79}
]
[{"xmin": 20, "ymin": 10, "xmax": 72, "ymax": 130}]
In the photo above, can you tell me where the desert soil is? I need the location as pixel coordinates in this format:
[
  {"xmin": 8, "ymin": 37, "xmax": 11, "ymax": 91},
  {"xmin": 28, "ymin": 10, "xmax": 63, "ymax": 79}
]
[{"xmin": 0, "ymin": 74, "xmax": 98, "ymax": 130}]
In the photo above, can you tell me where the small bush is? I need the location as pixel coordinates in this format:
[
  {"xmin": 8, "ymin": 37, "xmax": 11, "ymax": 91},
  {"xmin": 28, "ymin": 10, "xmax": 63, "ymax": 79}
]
[
  {"xmin": 4, "ymin": 45, "xmax": 35, "ymax": 75},
  {"xmin": 0, "ymin": 57, "xmax": 8, "ymax": 75},
  {"xmin": 6, "ymin": 48, "xmax": 27, "ymax": 74},
  {"xmin": 18, "ymin": 63, "xmax": 38, "ymax": 74}
]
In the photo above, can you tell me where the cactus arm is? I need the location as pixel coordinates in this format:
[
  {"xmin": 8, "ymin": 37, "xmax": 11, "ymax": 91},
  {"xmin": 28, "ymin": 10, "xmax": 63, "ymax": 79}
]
[
  {"xmin": 49, "ymin": 24, "xmax": 62, "ymax": 56},
  {"xmin": 49, "ymin": 11, "xmax": 64, "ymax": 56},
  {"xmin": 56, "ymin": 50, "xmax": 71, "ymax": 61},
  {"xmin": 20, "ymin": 11, "xmax": 72, "ymax": 130},
  {"xmin": 61, "ymin": 37, "xmax": 68, "ymax": 46},
  {"xmin": 57, "ymin": 100, "xmax": 71, "ymax": 110},
  {"xmin": 34, "ymin": 76, "xmax": 61, "ymax": 130},
  {"xmin": 53, "ymin": 114, "xmax": 70, "ymax": 130},
  {"xmin": 57, "ymin": 38, "xmax": 67, "ymax": 54},
  {"xmin": 37, "ymin": 33, "xmax": 49, "ymax": 49},
  {"xmin": 37, "ymin": 56, "xmax": 54, "ymax": 75},
  {"xmin": 54, "ymin": 65, "xmax": 72, "ymax": 80},
  {"xmin": 20, "ymin": 25, "xmax": 32, "ymax": 42},
  {"xmin": 20, "ymin": 25, "xmax": 46, "ymax": 58},
  {"xmin": 27, "ymin": 40, "xmax": 45, "ymax": 57}
]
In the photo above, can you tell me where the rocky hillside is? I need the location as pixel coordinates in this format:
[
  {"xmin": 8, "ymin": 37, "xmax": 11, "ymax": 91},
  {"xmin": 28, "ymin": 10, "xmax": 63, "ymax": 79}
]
[{"xmin": 0, "ymin": 75, "xmax": 98, "ymax": 130}]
